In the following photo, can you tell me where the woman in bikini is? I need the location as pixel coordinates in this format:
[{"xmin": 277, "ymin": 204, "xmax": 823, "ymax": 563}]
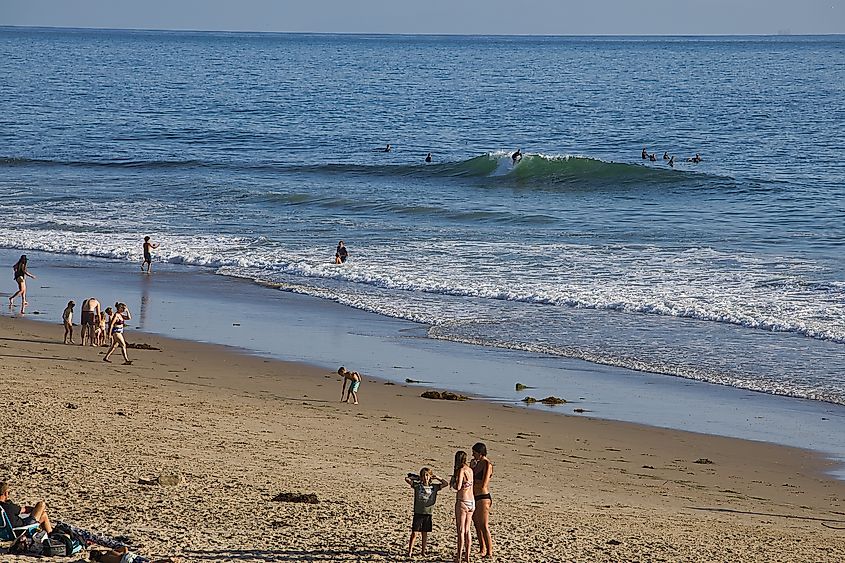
[
  {"xmin": 9, "ymin": 255, "xmax": 35, "ymax": 309},
  {"xmin": 451, "ymin": 450, "xmax": 475, "ymax": 563},
  {"xmin": 103, "ymin": 303, "xmax": 132, "ymax": 365},
  {"xmin": 471, "ymin": 442, "xmax": 494, "ymax": 558}
]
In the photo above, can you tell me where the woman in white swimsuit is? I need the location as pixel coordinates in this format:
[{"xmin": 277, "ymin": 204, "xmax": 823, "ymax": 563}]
[{"xmin": 451, "ymin": 450, "xmax": 475, "ymax": 563}]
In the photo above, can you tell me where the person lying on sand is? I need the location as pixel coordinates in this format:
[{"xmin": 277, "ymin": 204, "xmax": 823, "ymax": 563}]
[{"xmin": 89, "ymin": 546, "xmax": 176, "ymax": 563}]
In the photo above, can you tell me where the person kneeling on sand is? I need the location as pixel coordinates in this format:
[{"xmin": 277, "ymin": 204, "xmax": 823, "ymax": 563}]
[
  {"xmin": 405, "ymin": 467, "xmax": 449, "ymax": 557},
  {"xmin": 338, "ymin": 366, "xmax": 361, "ymax": 404},
  {"xmin": 0, "ymin": 481, "xmax": 53, "ymax": 533}
]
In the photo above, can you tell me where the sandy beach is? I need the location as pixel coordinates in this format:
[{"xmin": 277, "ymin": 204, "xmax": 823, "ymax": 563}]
[{"xmin": 1, "ymin": 314, "xmax": 843, "ymax": 562}]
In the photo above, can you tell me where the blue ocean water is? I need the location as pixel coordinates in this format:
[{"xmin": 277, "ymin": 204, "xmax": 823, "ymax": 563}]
[{"xmin": 1, "ymin": 28, "xmax": 843, "ymax": 404}]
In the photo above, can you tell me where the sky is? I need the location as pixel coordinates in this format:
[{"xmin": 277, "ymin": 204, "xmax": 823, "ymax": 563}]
[{"xmin": 1, "ymin": 0, "xmax": 843, "ymax": 36}]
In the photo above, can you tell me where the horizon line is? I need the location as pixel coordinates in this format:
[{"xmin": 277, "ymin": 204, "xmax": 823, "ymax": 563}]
[{"xmin": 1, "ymin": 24, "xmax": 843, "ymax": 39}]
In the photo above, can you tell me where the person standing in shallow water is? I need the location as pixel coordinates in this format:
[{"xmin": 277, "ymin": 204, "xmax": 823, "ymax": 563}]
[
  {"xmin": 471, "ymin": 442, "xmax": 494, "ymax": 559},
  {"xmin": 9, "ymin": 254, "xmax": 35, "ymax": 308},
  {"xmin": 141, "ymin": 236, "xmax": 160, "ymax": 273}
]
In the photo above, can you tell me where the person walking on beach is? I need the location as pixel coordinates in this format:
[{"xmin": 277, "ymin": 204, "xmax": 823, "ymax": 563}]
[
  {"xmin": 62, "ymin": 300, "xmax": 75, "ymax": 344},
  {"xmin": 141, "ymin": 236, "xmax": 160, "ymax": 273},
  {"xmin": 335, "ymin": 241, "xmax": 349, "ymax": 264},
  {"xmin": 405, "ymin": 467, "xmax": 449, "ymax": 557},
  {"xmin": 0, "ymin": 482, "xmax": 53, "ymax": 533},
  {"xmin": 451, "ymin": 450, "xmax": 475, "ymax": 563},
  {"xmin": 338, "ymin": 366, "xmax": 361, "ymax": 404},
  {"xmin": 103, "ymin": 303, "xmax": 132, "ymax": 365},
  {"xmin": 81, "ymin": 297, "xmax": 102, "ymax": 347},
  {"xmin": 9, "ymin": 255, "xmax": 35, "ymax": 308},
  {"xmin": 470, "ymin": 442, "xmax": 494, "ymax": 559}
]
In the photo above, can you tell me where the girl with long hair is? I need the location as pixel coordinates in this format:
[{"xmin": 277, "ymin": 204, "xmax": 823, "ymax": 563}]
[{"xmin": 451, "ymin": 450, "xmax": 474, "ymax": 563}]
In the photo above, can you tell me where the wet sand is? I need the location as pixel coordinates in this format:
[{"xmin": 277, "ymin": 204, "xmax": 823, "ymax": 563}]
[{"xmin": 0, "ymin": 315, "xmax": 843, "ymax": 562}]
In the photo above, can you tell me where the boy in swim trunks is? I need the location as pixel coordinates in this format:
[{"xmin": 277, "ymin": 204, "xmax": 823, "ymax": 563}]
[
  {"xmin": 338, "ymin": 366, "xmax": 361, "ymax": 405},
  {"xmin": 141, "ymin": 236, "xmax": 160, "ymax": 273},
  {"xmin": 405, "ymin": 468, "xmax": 448, "ymax": 557}
]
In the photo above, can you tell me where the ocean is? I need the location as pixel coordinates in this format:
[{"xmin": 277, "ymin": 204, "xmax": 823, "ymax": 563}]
[{"xmin": 1, "ymin": 28, "xmax": 843, "ymax": 405}]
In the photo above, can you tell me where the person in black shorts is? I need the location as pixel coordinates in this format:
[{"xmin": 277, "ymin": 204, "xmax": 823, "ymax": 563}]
[
  {"xmin": 141, "ymin": 236, "xmax": 160, "ymax": 273},
  {"xmin": 405, "ymin": 468, "xmax": 448, "ymax": 557},
  {"xmin": 0, "ymin": 482, "xmax": 53, "ymax": 533}
]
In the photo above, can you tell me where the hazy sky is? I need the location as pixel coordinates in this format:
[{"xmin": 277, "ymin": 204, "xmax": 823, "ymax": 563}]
[{"xmin": 1, "ymin": 0, "xmax": 843, "ymax": 35}]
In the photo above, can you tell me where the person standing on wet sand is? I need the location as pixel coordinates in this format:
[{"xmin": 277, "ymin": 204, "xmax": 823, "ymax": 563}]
[
  {"xmin": 470, "ymin": 442, "xmax": 494, "ymax": 559},
  {"xmin": 81, "ymin": 297, "xmax": 101, "ymax": 346},
  {"xmin": 141, "ymin": 236, "xmax": 160, "ymax": 273},
  {"xmin": 9, "ymin": 255, "xmax": 35, "ymax": 308},
  {"xmin": 103, "ymin": 302, "xmax": 132, "ymax": 365},
  {"xmin": 62, "ymin": 300, "xmax": 75, "ymax": 344}
]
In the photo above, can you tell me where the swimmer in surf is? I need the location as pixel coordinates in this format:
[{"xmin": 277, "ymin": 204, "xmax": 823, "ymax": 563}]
[
  {"xmin": 425, "ymin": 152, "xmax": 432, "ymax": 163},
  {"xmin": 668, "ymin": 155, "xmax": 675, "ymax": 167},
  {"xmin": 642, "ymin": 147, "xmax": 648, "ymax": 159},
  {"xmin": 383, "ymin": 144, "xmax": 392, "ymax": 152},
  {"xmin": 648, "ymin": 153, "xmax": 657, "ymax": 162},
  {"xmin": 511, "ymin": 149, "xmax": 522, "ymax": 164},
  {"xmin": 663, "ymin": 151, "xmax": 670, "ymax": 160},
  {"xmin": 335, "ymin": 240, "xmax": 348, "ymax": 264}
]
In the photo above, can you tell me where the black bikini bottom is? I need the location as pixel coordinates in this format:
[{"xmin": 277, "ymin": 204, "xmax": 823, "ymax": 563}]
[{"xmin": 474, "ymin": 493, "xmax": 492, "ymax": 502}]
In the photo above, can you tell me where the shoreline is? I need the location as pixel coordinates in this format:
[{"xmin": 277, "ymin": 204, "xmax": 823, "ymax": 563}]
[
  {"xmin": 2, "ymin": 247, "xmax": 844, "ymax": 476},
  {"xmin": 1, "ymin": 315, "xmax": 844, "ymax": 561}
]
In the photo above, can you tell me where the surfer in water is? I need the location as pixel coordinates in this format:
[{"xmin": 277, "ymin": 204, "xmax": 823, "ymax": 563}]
[
  {"xmin": 663, "ymin": 151, "xmax": 670, "ymax": 160},
  {"xmin": 383, "ymin": 144, "xmax": 392, "ymax": 152},
  {"xmin": 668, "ymin": 155, "xmax": 675, "ymax": 168},
  {"xmin": 511, "ymin": 149, "xmax": 522, "ymax": 164},
  {"xmin": 425, "ymin": 152, "xmax": 432, "ymax": 163},
  {"xmin": 648, "ymin": 153, "xmax": 657, "ymax": 162},
  {"xmin": 642, "ymin": 147, "xmax": 648, "ymax": 159}
]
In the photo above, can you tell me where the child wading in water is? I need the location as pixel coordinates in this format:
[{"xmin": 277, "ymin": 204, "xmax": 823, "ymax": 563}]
[
  {"xmin": 405, "ymin": 468, "xmax": 448, "ymax": 557},
  {"xmin": 62, "ymin": 300, "xmax": 75, "ymax": 344},
  {"xmin": 338, "ymin": 366, "xmax": 361, "ymax": 404}
]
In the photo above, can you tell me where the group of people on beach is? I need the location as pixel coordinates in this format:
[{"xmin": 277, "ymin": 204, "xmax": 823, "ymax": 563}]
[
  {"xmin": 62, "ymin": 297, "xmax": 133, "ymax": 365},
  {"xmin": 642, "ymin": 147, "xmax": 702, "ymax": 167},
  {"xmin": 405, "ymin": 443, "xmax": 494, "ymax": 562}
]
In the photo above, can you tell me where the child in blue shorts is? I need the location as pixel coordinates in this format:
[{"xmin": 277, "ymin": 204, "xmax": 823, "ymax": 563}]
[{"xmin": 405, "ymin": 467, "xmax": 448, "ymax": 557}]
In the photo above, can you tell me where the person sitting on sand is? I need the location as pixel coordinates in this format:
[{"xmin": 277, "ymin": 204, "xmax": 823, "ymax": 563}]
[
  {"xmin": 405, "ymin": 467, "xmax": 449, "ymax": 558},
  {"xmin": 0, "ymin": 482, "xmax": 53, "ymax": 533},
  {"xmin": 335, "ymin": 240, "xmax": 348, "ymax": 264},
  {"xmin": 103, "ymin": 303, "xmax": 132, "ymax": 365},
  {"xmin": 141, "ymin": 236, "xmax": 160, "ymax": 274},
  {"xmin": 451, "ymin": 450, "xmax": 475, "ymax": 563},
  {"xmin": 338, "ymin": 366, "xmax": 361, "ymax": 404},
  {"xmin": 62, "ymin": 300, "xmax": 75, "ymax": 344},
  {"xmin": 9, "ymin": 254, "xmax": 35, "ymax": 308}
]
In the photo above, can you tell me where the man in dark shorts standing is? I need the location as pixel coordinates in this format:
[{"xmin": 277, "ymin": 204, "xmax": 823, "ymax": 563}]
[
  {"xmin": 141, "ymin": 236, "xmax": 160, "ymax": 273},
  {"xmin": 81, "ymin": 297, "xmax": 101, "ymax": 347}
]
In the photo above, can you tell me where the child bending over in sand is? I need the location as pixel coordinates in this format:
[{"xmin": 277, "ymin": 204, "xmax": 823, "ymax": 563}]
[
  {"xmin": 405, "ymin": 467, "xmax": 449, "ymax": 557},
  {"xmin": 62, "ymin": 300, "xmax": 75, "ymax": 344},
  {"xmin": 338, "ymin": 366, "xmax": 361, "ymax": 404}
]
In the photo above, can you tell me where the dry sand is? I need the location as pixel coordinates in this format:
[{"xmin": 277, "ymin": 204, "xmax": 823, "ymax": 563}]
[{"xmin": 0, "ymin": 315, "xmax": 843, "ymax": 562}]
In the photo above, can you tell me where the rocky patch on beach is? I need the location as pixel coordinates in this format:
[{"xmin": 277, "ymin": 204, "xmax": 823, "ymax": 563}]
[
  {"xmin": 272, "ymin": 492, "xmax": 319, "ymax": 504},
  {"xmin": 127, "ymin": 342, "xmax": 161, "ymax": 350},
  {"xmin": 421, "ymin": 390, "xmax": 469, "ymax": 401},
  {"xmin": 522, "ymin": 396, "xmax": 567, "ymax": 405}
]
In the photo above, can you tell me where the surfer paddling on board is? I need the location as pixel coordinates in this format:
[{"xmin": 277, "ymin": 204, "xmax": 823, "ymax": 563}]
[
  {"xmin": 425, "ymin": 152, "xmax": 432, "ymax": 163},
  {"xmin": 511, "ymin": 149, "xmax": 522, "ymax": 164},
  {"xmin": 383, "ymin": 144, "xmax": 392, "ymax": 152}
]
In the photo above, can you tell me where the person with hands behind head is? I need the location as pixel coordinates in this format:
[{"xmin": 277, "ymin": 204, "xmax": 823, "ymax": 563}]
[{"xmin": 405, "ymin": 467, "xmax": 449, "ymax": 557}]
